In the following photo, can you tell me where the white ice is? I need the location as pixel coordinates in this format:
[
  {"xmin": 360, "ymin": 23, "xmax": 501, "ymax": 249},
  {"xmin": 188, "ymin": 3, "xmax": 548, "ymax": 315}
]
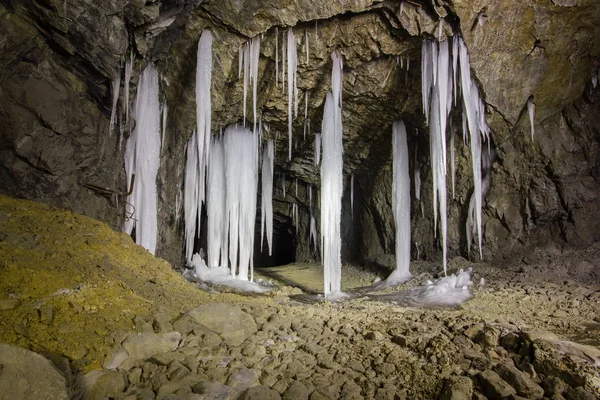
[
  {"xmin": 321, "ymin": 51, "xmax": 344, "ymax": 298},
  {"xmin": 261, "ymin": 139, "xmax": 274, "ymax": 255},
  {"xmin": 314, "ymin": 133, "xmax": 321, "ymax": 166},
  {"xmin": 189, "ymin": 254, "xmax": 270, "ymax": 293},
  {"xmin": 527, "ymin": 97, "xmax": 535, "ymax": 141},
  {"xmin": 287, "ymin": 29, "xmax": 298, "ymax": 160},
  {"xmin": 109, "ymin": 73, "xmax": 120, "ymax": 137},
  {"xmin": 123, "ymin": 63, "xmax": 161, "ymax": 255}
]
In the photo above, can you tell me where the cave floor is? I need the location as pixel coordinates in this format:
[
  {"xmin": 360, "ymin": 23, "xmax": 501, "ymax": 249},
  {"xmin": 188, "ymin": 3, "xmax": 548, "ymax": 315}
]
[{"xmin": 0, "ymin": 195, "xmax": 599, "ymax": 399}]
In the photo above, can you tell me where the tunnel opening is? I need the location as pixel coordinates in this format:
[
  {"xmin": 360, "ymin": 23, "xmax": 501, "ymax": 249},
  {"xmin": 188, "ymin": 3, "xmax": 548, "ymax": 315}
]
[{"xmin": 253, "ymin": 217, "xmax": 297, "ymax": 267}]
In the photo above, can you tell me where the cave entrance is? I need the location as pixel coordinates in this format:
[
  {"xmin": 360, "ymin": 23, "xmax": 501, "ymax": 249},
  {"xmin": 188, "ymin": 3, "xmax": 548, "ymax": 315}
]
[{"xmin": 253, "ymin": 219, "xmax": 296, "ymax": 267}]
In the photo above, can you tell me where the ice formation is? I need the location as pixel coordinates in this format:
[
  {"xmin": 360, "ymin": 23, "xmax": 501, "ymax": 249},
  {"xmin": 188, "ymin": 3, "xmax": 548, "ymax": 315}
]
[
  {"xmin": 377, "ymin": 269, "xmax": 473, "ymax": 307},
  {"xmin": 287, "ymin": 29, "xmax": 298, "ymax": 160},
  {"xmin": 224, "ymin": 125, "xmax": 258, "ymax": 280},
  {"xmin": 183, "ymin": 30, "xmax": 214, "ymax": 263},
  {"xmin": 161, "ymin": 101, "xmax": 168, "ymax": 151},
  {"xmin": 386, "ymin": 121, "xmax": 412, "ymax": 285},
  {"xmin": 527, "ymin": 96, "xmax": 535, "ymax": 141},
  {"xmin": 207, "ymin": 136, "xmax": 227, "ymax": 269},
  {"xmin": 421, "ymin": 35, "xmax": 491, "ymax": 271},
  {"xmin": 189, "ymin": 254, "xmax": 269, "ymax": 293},
  {"xmin": 321, "ymin": 51, "xmax": 344, "ymax": 298},
  {"xmin": 261, "ymin": 139, "xmax": 274, "ymax": 255},
  {"xmin": 123, "ymin": 63, "xmax": 161, "ymax": 255},
  {"xmin": 240, "ymin": 36, "xmax": 261, "ymax": 131},
  {"xmin": 109, "ymin": 73, "xmax": 120, "ymax": 137},
  {"xmin": 275, "ymin": 28, "xmax": 279, "ymax": 87},
  {"xmin": 350, "ymin": 173, "xmax": 354, "ymax": 218},
  {"xmin": 124, "ymin": 50, "xmax": 133, "ymax": 129},
  {"xmin": 314, "ymin": 133, "xmax": 321, "ymax": 166}
]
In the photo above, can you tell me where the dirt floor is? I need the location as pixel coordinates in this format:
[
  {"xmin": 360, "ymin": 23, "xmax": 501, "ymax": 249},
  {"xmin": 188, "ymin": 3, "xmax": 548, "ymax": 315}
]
[{"xmin": 1, "ymin": 194, "xmax": 599, "ymax": 399}]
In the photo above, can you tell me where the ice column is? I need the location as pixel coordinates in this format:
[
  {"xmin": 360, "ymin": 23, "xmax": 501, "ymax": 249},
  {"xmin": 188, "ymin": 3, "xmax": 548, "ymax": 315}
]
[
  {"xmin": 388, "ymin": 121, "xmax": 412, "ymax": 284},
  {"xmin": 123, "ymin": 63, "xmax": 161, "ymax": 255},
  {"xmin": 320, "ymin": 51, "xmax": 344, "ymax": 298}
]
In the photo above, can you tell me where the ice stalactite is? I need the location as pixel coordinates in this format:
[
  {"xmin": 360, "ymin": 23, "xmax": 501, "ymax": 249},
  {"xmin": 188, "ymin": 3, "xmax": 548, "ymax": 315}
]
[
  {"xmin": 261, "ymin": 139, "xmax": 274, "ymax": 255},
  {"xmin": 458, "ymin": 35, "xmax": 488, "ymax": 261},
  {"xmin": 224, "ymin": 126, "xmax": 259, "ymax": 281},
  {"xmin": 275, "ymin": 28, "xmax": 279, "ymax": 87},
  {"xmin": 124, "ymin": 50, "xmax": 133, "ymax": 129},
  {"xmin": 527, "ymin": 96, "xmax": 535, "ymax": 141},
  {"xmin": 421, "ymin": 35, "xmax": 492, "ymax": 270},
  {"xmin": 287, "ymin": 29, "xmax": 298, "ymax": 160},
  {"xmin": 241, "ymin": 36, "xmax": 261, "ymax": 132},
  {"xmin": 184, "ymin": 131, "xmax": 199, "ymax": 263},
  {"xmin": 183, "ymin": 30, "xmax": 214, "ymax": 264},
  {"xmin": 387, "ymin": 120, "xmax": 412, "ymax": 285},
  {"xmin": 123, "ymin": 63, "xmax": 161, "ymax": 255},
  {"xmin": 109, "ymin": 73, "xmax": 120, "ymax": 137},
  {"xmin": 305, "ymin": 29, "xmax": 309, "ymax": 65},
  {"xmin": 450, "ymin": 125, "xmax": 455, "ymax": 199},
  {"xmin": 414, "ymin": 147, "xmax": 421, "ymax": 203},
  {"xmin": 350, "ymin": 173, "xmax": 354, "ymax": 219},
  {"xmin": 161, "ymin": 101, "xmax": 168, "ymax": 151},
  {"xmin": 314, "ymin": 133, "xmax": 321, "ymax": 166},
  {"xmin": 321, "ymin": 51, "xmax": 344, "ymax": 298},
  {"xmin": 207, "ymin": 136, "xmax": 227, "ymax": 269},
  {"xmin": 282, "ymin": 174, "xmax": 286, "ymax": 198}
]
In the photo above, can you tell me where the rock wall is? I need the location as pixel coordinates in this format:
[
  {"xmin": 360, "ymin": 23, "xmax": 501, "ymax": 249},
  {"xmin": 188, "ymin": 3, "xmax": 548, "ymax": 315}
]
[{"xmin": 0, "ymin": 0, "xmax": 598, "ymax": 269}]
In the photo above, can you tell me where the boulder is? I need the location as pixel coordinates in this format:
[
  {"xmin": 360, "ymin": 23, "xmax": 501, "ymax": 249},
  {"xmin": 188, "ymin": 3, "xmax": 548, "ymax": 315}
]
[
  {"xmin": 122, "ymin": 331, "xmax": 181, "ymax": 360},
  {"xmin": 187, "ymin": 303, "xmax": 257, "ymax": 346},
  {"xmin": 0, "ymin": 344, "xmax": 69, "ymax": 400}
]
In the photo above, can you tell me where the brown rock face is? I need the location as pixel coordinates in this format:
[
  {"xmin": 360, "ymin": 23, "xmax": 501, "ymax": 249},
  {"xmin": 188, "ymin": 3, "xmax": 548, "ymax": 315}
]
[{"xmin": 0, "ymin": 0, "xmax": 599, "ymax": 271}]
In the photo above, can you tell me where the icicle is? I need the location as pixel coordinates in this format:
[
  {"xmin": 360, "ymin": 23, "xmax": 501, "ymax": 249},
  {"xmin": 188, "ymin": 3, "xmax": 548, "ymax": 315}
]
[
  {"xmin": 305, "ymin": 90, "xmax": 309, "ymax": 122},
  {"xmin": 295, "ymin": 178, "xmax": 298, "ymax": 197},
  {"xmin": 527, "ymin": 96, "xmax": 535, "ymax": 141},
  {"xmin": 450, "ymin": 125, "xmax": 455, "ymax": 199},
  {"xmin": 282, "ymin": 174, "xmax": 286, "ymax": 197},
  {"xmin": 314, "ymin": 133, "xmax": 321, "ymax": 166},
  {"xmin": 400, "ymin": 56, "xmax": 404, "ymax": 69},
  {"xmin": 310, "ymin": 214, "xmax": 317, "ymax": 251},
  {"xmin": 400, "ymin": 2, "xmax": 404, "ymax": 14},
  {"xmin": 224, "ymin": 125, "xmax": 258, "ymax": 280},
  {"xmin": 184, "ymin": 131, "xmax": 199, "ymax": 263},
  {"xmin": 421, "ymin": 40, "xmax": 433, "ymax": 123},
  {"xmin": 196, "ymin": 29, "xmax": 214, "ymax": 216},
  {"xmin": 124, "ymin": 50, "xmax": 133, "ymax": 130},
  {"xmin": 321, "ymin": 51, "xmax": 344, "ymax": 298},
  {"xmin": 350, "ymin": 173, "xmax": 354, "ymax": 218},
  {"xmin": 161, "ymin": 100, "xmax": 168, "ymax": 151},
  {"xmin": 593, "ymin": 72, "xmax": 598, "ymax": 88},
  {"xmin": 207, "ymin": 136, "xmax": 227, "ymax": 268},
  {"xmin": 309, "ymin": 184, "xmax": 312, "ymax": 209},
  {"xmin": 241, "ymin": 36, "xmax": 261, "ymax": 131},
  {"xmin": 305, "ymin": 29, "xmax": 309, "ymax": 65},
  {"xmin": 438, "ymin": 19, "xmax": 443, "ymax": 41},
  {"xmin": 438, "ymin": 40, "xmax": 450, "ymax": 172},
  {"xmin": 123, "ymin": 64, "xmax": 161, "ymax": 255},
  {"xmin": 275, "ymin": 28, "xmax": 279, "ymax": 87},
  {"xmin": 286, "ymin": 29, "xmax": 298, "ymax": 160},
  {"xmin": 388, "ymin": 120, "xmax": 412, "ymax": 283},
  {"xmin": 281, "ymin": 32, "xmax": 286, "ymax": 93},
  {"xmin": 452, "ymin": 36, "xmax": 459, "ymax": 105},
  {"xmin": 407, "ymin": 57, "xmax": 410, "ymax": 71},
  {"xmin": 109, "ymin": 73, "xmax": 120, "ymax": 137},
  {"xmin": 261, "ymin": 139, "xmax": 274, "ymax": 255}
]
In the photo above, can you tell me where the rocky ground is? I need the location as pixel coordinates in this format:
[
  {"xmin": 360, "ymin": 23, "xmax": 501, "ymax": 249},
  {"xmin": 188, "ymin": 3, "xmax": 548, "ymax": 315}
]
[{"xmin": 1, "ymin": 195, "xmax": 599, "ymax": 400}]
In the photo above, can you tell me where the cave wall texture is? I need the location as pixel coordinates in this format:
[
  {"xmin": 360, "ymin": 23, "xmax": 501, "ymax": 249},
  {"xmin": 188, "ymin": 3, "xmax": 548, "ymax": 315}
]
[{"xmin": 0, "ymin": 0, "xmax": 598, "ymax": 270}]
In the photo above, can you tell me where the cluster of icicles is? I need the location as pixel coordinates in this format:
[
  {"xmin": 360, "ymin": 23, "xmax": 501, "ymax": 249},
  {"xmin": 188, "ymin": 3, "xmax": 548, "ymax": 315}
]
[{"xmin": 119, "ymin": 27, "xmax": 499, "ymax": 299}]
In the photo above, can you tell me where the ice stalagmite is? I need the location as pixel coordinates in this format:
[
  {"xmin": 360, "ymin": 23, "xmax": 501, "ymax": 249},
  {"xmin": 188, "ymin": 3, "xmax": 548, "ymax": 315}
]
[
  {"xmin": 387, "ymin": 121, "xmax": 412, "ymax": 284},
  {"xmin": 123, "ymin": 64, "xmax": 161, "ymax": 255},
  {"xmin": 321, "ymin": 51, "xmax": 344, "ymax": 298},
  {"xmin": 527, "ymin": 97, "xmax": 535, "ymax": 141},
  {"xmin": 261, "ymin": 139, "xmax": 274, "ymax": 255},
  {"xmin": 224, "ymin": 126, "xmax": 258, "ymax": 281},
  {"xmin": 287, "ymin": 29, "xmax": 297, "ymax": 160},
  {"xmin": 207, "ymin": 136, "xmax": 227, "ymax": 268},
  {"xmin": 109, "ymin": 73, "xmax": 120, "ymax": 137}
]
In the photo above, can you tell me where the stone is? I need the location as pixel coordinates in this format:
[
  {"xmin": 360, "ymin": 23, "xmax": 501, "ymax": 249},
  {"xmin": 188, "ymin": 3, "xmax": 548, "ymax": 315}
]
[
  {"xmin": 0, "ymin": 344, "xmax": 69, "ymax": 400},
  {"xmin": 283, "ymin": 380, "xmax": 310, "ymax": 400},
  {"xmin": 543, "ymin": 376, "xmax": 567, "ymax": 397},
  {"xmin": 0, "ymin": 299, "xmax": 20, "ymax": 310},
  {"xmin": 478, "ymin": 370, "xmax": 517, "ymax": 400},
  {"xmin": 103, "ymin": 345, "xmax": 130, "ymax": 370},
  {"xmin": 494, "ymin": 362, "xmax": 544, "ymax": 399},
  {"xmin": 564, "ymin": 386, "xmax": 597, "ymax": 400},
  {"xmin": 192, "ymin": 380, "xmax": 233, "ymax": 397},
  {"xmin": 364, "ymin": 331, "xmax": 385, "ymax": 341},
  {"xmin": 39, "ymin": 304, "xmax": 53, "ymax": 323},
  {"xmin": 187, "ymin": 303, "xmax": 257, "ymax": 346},
  {"xmin": 122, "ymin": 331, "xmax": 181, "ymax": 360},
  {"xmin": 82, "ymin": 370, "xmax": 126, "ymax": 400},
  {"xmin": 226, "ymin": 367, "xmax": 260, "ymax": 389},
  {"xmin": 239, "ymin": 386, "xmax": 281, "ymax": 400},
  {"xmin": 439, "ymin": 376, "xmax": 474, "ymax": 400}
]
